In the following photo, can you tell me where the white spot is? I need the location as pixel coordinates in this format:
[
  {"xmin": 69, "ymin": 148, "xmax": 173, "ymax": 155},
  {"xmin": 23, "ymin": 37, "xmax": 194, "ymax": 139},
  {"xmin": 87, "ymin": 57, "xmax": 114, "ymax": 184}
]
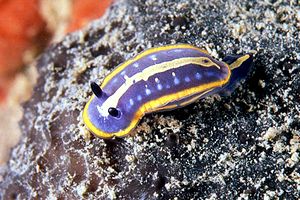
[
  {"xmin": 172, "ymin": 72, "xmax": 176, "ymax": 77},
  {"xmin": 121, "ymin": 70, "xmax": 126, "ymax": 75},
  {"xmin": 174, "ymin": 49, "xmax": 183, "ymax": 53},
  {"xmin": 184, "ymin": 76, "xmax": 191, "ymax": 82},
  {"xmin": 155, "ymin": 77, "xmax": 160, "ymax": 83},
  {"xmin": 145, "ymin": 85, "xmax": 148, "ymax": 88},
  {"xmin": 150, "ymin": 55, "xmax": 158, "ymax": 61},
  {"xmin": 174, "ymin": 77, "xmax": 180, "ymax": 85},
  {"xmin": 137, "ymin": 95, "xmax": 142, "ymax": 101},
  {"xmin": 195, "ymin": 73, "xmax": 202, "ymax": 80},
  {"xmin": 166, "ymin": 85, "xmax": 171, "ymax": 89},
  {"xmin": 130, "ymin": 99, "xmax": 134, "ymax": 106},
  {"xmin": 145, "ymin": 88, "xmax": 151, "ymax": 95},
  {"xmin": 112, "ymin": 78, "xmax": 118, "ymax": 83},
  {"xmin": 157, "ymin": 84, "xmax": 163, "ymax": 90},
  {"xmin": 133, "ymin": 63, "xmax": 139, "ymax": 68},
  {"xmin": 205, "ymin": 71, "xmax": 215, "ymax": 77}
]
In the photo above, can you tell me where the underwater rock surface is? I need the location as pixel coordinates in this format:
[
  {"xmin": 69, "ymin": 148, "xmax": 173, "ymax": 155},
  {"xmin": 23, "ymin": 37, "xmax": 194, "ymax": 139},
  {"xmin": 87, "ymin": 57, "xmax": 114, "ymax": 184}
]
[{"xmin": 1, "ymin": 0, "xmax": 299, "ymax": 199}]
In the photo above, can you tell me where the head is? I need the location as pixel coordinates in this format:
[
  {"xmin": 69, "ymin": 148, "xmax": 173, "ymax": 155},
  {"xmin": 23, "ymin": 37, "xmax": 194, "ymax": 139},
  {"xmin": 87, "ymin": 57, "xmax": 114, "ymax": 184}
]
[{"xmin": 83, "ymin": 82, "xmax": 140, "ymax": 138}]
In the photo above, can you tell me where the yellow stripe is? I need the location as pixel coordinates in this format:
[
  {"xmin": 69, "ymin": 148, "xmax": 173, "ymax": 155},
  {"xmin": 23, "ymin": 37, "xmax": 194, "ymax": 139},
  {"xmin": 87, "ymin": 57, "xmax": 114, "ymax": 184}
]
[
  {"xmin": 179, "ymin": 88, "xmax": 214, "ymax": 107},
  {"xmin": 229, "ymin": 54, "xmax": 250, "ymax": 70},
  {"xmin": 149, "ymin": 104, "xmax": 178, "ymax": 113},
  {"xmin": 149, "ymin": 88, "xmax": 214, "ymax": 112},
  {"xmin": 101, "ymin": 44, "xmax": 208, "ymax": 88}
]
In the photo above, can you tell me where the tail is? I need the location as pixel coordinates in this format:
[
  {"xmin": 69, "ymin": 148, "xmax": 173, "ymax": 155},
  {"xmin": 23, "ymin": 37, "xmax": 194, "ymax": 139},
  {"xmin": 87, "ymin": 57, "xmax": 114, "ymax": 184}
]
[{"xmin": 220, "ymin": 54, "xmax": 253, "ymax": 96}]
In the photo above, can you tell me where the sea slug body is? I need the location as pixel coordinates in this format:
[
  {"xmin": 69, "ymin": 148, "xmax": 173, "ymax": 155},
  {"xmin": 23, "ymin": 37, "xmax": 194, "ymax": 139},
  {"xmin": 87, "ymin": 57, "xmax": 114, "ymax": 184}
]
[{"xmin": 83, "ymin": 44, "xmax": 253, "ymax": 138}]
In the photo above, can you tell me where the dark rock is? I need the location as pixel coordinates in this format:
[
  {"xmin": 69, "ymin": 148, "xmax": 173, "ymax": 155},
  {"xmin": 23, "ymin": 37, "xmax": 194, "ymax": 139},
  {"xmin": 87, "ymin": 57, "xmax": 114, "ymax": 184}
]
[{"xmin": 1, "ymin": 0, "xmax": 299, "ymax": 199}]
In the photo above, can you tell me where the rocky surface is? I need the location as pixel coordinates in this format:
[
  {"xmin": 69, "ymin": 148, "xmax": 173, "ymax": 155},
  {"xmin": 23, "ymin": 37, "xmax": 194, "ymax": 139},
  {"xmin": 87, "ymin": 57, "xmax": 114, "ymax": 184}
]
[{"xmin": 0, "ymin": 0, "xmax": 299, "ymax": 199}]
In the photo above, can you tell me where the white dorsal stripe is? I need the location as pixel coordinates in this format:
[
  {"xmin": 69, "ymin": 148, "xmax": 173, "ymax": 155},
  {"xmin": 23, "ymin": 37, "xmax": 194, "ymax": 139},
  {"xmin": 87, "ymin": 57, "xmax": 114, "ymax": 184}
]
[{"xmin": 99, "ymin": 56, "xmax": 220, "ymax": 117}]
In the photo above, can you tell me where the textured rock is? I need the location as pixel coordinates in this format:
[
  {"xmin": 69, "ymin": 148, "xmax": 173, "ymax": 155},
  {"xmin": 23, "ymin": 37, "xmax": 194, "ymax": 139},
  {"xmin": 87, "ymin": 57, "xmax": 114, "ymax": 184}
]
[{"xmin": 0, "ymin": 0, "xmax": 299, "ymax": 199}]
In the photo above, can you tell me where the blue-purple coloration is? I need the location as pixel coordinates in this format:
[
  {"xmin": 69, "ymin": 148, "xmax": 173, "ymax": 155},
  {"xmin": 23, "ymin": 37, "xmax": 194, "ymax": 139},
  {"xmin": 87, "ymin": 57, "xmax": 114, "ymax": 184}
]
[
  {"xmin": 104, "ymin": 48, "xmax": 224, "ymax": 93},
  {"xmin": 83, "ymin": 44, "xmax": 253, "ymax": 138}
]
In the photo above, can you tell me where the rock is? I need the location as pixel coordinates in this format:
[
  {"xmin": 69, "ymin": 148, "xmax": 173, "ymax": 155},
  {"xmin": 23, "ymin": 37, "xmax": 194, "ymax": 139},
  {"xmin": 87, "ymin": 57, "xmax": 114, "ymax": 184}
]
[{"xmin": 0, "ymin": 0, "xmax": 299, "ymax": 199}]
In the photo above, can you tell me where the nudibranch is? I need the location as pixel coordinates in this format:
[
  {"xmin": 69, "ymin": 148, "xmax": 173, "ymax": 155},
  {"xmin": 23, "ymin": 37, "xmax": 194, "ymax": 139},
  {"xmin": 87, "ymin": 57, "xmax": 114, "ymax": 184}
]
[{"xmin": 83, "ymin": 44, "xmax": 253, "ymax": 138}]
